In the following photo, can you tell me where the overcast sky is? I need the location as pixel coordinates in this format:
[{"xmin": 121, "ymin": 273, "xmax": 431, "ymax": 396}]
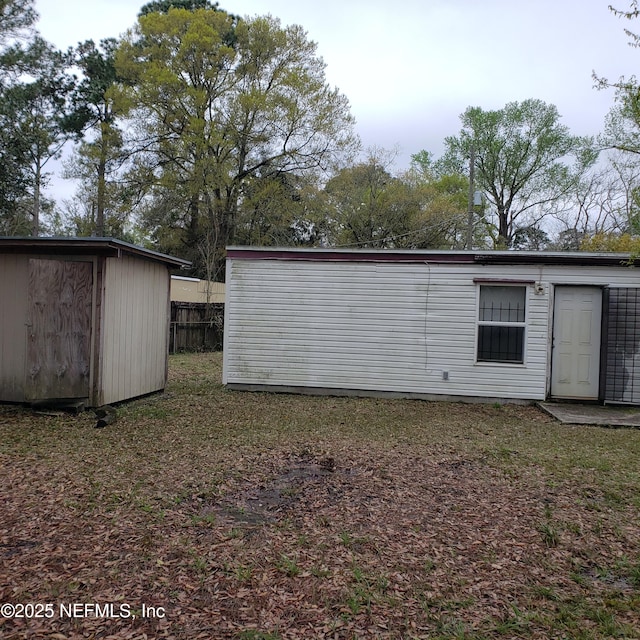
[{"xmin": 34, "ymin": 0, "xmax": 638, "ymax": 174}]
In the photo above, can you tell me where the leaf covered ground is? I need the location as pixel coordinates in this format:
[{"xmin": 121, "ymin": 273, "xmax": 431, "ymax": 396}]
[{"xmin": 1, "ymin": 352, "xmax": 640, "ymax": 640}]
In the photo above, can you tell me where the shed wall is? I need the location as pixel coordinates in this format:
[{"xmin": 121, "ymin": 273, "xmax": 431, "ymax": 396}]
[
  {"xmin": 224, "ymin": 258, "xmax": 640, "ymax": 400},
  {"xmin": 0, "ymin": 255, "xmax": 29, "ymax": 401},
  {"xmin": 100, "ymin": 255, "xmax": 170, "ymax": 405}
]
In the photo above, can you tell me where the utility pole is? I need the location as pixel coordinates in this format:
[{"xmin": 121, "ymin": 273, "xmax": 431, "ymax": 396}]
[{"xmin": 466, "ymin": 146, "xmax": 475, "ymax": 250}]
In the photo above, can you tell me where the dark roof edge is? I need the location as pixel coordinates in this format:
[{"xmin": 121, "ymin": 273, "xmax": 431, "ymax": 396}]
[
  {"xmin": 0, "ymin": 237, "xmax": 191, "ymax": 268},
  {"xmin": 226, "ymin": 246, "xmax": 639, "ymax": 268},
  {"xmin": 226, "ymin": 247, "xmax": 475, "ymax": 263}
]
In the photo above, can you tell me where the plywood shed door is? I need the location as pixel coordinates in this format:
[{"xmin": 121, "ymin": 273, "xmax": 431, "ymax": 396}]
[
  {"xmin": 26, "ymin": 259, "xmax": 93, "ymax": 401},
  {"xmin": 551, "ymin": 286, "xmax": 602, "ymax": 400}
]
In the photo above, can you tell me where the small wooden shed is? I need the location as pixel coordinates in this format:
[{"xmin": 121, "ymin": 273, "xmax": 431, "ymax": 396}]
[{"xmin": 0, "ymin": 237, "xmax": 190, "ymax": 407}]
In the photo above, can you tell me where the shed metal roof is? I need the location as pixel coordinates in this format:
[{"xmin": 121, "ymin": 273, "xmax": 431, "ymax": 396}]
[{"xmin": 0, "ymin": 237, "xmax": 191, "ymax": 269}]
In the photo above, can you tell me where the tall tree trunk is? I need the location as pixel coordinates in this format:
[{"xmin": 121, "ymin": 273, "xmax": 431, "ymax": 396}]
[
  {"xmin": 96, "ymin": 155, "xmax": 106, "ymax": 236},
  {"xmin": 95, "ymin": 123, "xmax": 109, "ymax": 236},
  {"xmin": 497, "ymin": 204, "xmax": 509, "ymax": 248},
  {"xmin": 187, "ymin": 193, "xmax": 200, "ymax": 248},
  {"xmin": 32, "ymin": 160, "xmax": 41, "ymax": 237}
]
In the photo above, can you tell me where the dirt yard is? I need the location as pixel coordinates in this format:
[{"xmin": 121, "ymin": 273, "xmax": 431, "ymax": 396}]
[{"xmin": 1, "ymin": 353, "xmax": 639, "ymax": 639}]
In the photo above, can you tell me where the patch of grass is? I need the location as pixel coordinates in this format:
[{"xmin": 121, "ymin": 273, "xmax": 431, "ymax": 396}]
[
  {"xmin": 189, "ymin": 551, "xmax": 208, "ymax": 575},
  {"xmin": 137, "ymin": 498, "xmax": 165, "ymax": 520},
  {"xmin": 274, "ymin": 554, "xmax": 300, "ymax": 577},
  {"xmin": 494, "ymin": 604, "xmax": 533, "ymax": 635},
  {"xmin": 531, "ymin": 585, "xmax": 559, "ymax": 601},
  {"xmin": 601, "ymin": 489, "xmax": 625, "ymax": 508},
  {"xmin": 234, "ymin": 564, "xmax": 254, "ymax": 583},
  {"xmin": 531, "ymin": 589, "xmax": 640, "ymax": 639},
  {"xmin": 617, "ymin": 556, "xmax": 640, "ymax": 587},
  {"xmin": 190, "ymin": 512, "xmax": 216, "ymax": 526},
  {"xmin": 123, "ymin": 403, "xmax": 172, "ymax": 420},
  {"xmin": 339, "ymin": 530, "xmax": 353, "ymax": 547},
  {"xmin": 338, "ymin": 530, "xmax": 369, "ymax": 551},
  {"xmin": 424, "ymin": 557, "xmax": 436, "ymax": 573},
  {"xmin": 238, "ymin": 631, "xmax": 282, "ymax": 640},
  {"xmin": 538, "ymin": 522, "xmax": 560, "ymax": 548},
  {"xmin": 431, "ymin": 615, "xmax": 470, "ymax": 639},
  {"xmin": 311, "ymin": 564, "xmax": 330, "ymax": 578},
  {"xmin": 562, "ymin": 519, "xmax": 583, "ymax": 535},
  {"xmin": 587, "ymin": 607, "xmax": 627, "ymax": 637},
  {"xmin": 343, "ymin": 566, "xmax": 391, "ymax": 616}
]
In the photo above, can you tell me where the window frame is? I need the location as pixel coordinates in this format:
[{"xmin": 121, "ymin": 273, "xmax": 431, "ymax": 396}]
[{"xmin": 475, "ymin": 283, "xmax": 528, "ymax": 365}]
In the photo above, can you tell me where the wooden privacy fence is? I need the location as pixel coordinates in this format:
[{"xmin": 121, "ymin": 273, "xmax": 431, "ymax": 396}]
[{"xmin": 169, "ymin": 302, "xmax": 224, "ymax": 353}]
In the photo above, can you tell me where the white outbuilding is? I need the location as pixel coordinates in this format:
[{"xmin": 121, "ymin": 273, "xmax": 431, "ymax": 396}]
[{"xmin": 223, "ymin": 247, "xmax": 640, "ymax": 404}]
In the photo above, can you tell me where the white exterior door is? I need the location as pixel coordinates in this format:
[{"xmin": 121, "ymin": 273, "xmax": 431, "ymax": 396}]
[{"xmin": 551, "ymin": 286, "xmax": 602, "ymax": 400}]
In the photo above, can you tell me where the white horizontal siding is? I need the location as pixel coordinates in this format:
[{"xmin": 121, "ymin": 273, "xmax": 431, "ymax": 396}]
[{"xmin": 223, "ymin": 258, "xmax": 639, "ymax": 401}]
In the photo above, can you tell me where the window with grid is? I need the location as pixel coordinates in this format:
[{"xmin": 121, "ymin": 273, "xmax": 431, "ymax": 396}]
[{"xmin": 477, "ymin": 285, "xmax": 526, "ymax": 363}]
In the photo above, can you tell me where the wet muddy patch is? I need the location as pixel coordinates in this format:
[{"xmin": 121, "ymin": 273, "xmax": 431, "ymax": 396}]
[{"xmin": 204, "ymin": 453, "xmax": 339, "ymax": 528}]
